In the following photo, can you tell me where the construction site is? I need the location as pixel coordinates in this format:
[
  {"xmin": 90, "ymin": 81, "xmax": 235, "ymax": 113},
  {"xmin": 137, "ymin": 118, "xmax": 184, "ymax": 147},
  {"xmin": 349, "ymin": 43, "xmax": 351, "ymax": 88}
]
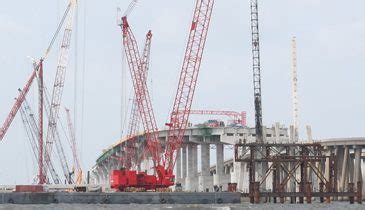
[{"xmin": 0, "ymin": 0, "xmax": 364, "ymax": 207}]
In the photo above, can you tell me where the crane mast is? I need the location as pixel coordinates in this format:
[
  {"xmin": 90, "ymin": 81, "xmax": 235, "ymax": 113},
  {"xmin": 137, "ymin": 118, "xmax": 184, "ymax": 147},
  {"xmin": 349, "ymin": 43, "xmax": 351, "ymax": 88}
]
[
  {"xmin": 65, "ymin": 108, "xmax": 82, "ymax": 184},
  {"xmin": 19, "ymin": 104, "xmax": 38, "ymax": 161},
  {"xmin": 44, "ymin": 0, "xmax": 77, "ymax": 179},
  {"xmin": 43, "ymin": 87, "xmax": 72, "ymax": 184},
  {"xmin": 291, "ymin": 37, "xmax": 299, "ymax": 142},
  {"xmin": 21, "ymin": 96, "xmax": 62, "ymax": 184},
  {"xmin": 165, "ymin": 0, "xmax": 214, "ymax": 171},
  {"xmin": 0, "ymin": 68, "xmax": 38, "ymax": 141},
  {"xmin": 37, "ymin": 59, "xmax": 45, "ymax": 183},
  {"xmin": 127, "ymin": 31, "xmax": 153, "ymax": 139},
  {"xmin": 125, "ymin": 31, "xmax": 152, "ymax": 169},
  {"xmin": 121, "ymin": 17, "xmax": 162, "ymax": 167},
  {"xmin": 250, "ymin": 0, "xmax": 264, "ymax": 143}
]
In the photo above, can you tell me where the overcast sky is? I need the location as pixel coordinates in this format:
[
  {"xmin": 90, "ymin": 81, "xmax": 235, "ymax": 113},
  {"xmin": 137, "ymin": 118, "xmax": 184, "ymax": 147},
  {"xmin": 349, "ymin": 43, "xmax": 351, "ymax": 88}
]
[{"xmin": 0, "ymin": 0, "xmax": 364, "ymax": 184}]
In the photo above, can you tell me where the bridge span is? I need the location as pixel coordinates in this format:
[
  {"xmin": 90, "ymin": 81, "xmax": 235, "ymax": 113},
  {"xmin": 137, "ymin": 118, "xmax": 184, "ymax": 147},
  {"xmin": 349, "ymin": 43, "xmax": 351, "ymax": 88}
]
[{"xmin": 90, "ymin": 124, "xmax": 365, "ymax": 196}]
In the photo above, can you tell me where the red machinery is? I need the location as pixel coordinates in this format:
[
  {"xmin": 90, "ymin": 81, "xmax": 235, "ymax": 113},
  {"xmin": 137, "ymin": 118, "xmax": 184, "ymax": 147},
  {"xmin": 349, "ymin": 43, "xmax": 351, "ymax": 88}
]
[
  {"xmin": 111, "ymin": 0, "xmax": 214, "ymax": 191},
  {"xmin": 112, "ymin": 16, "xmax": 172, "ymax": 191},
  {"xmin": 124, "ymin": 30, "xmax": 153, "ymax": 170}
]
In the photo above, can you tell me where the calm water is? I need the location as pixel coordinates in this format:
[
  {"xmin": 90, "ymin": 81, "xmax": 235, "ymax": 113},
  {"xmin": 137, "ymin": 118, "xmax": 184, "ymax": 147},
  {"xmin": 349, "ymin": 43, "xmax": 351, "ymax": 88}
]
[{"xmin": 0, "ymin": 203, "xmax": 365, "ymax": 210}]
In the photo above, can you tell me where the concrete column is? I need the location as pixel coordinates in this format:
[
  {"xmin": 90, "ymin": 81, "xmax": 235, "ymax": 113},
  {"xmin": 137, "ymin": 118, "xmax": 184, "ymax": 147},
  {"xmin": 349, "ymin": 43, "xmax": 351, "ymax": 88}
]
[
  {"xmin": 216, "ymin": 144, "xmax": 224, "ymax": 176},
  {"xmin": 349, "ymin": 153, "xmax": 354, "ymax": 183},
  {"xmin": 186, "ymin": 143, "xmax": 198, "ymax": 191},
  {"xmin": 324, "ymin": 146, "xmax": 331, "ymax": 182},
  {"xmin": 192, "ymin": 144, "xmax": 198, "ymax": 177},
  {"xmin": 187, "ymin": 143, "xmax": 198, "ymax": 177},
  {"xmin": 289, "ymin": 125, "xmax": 294, "ymax": 143},
  {"xmin": 201, "ymin": 144, "xmax": 210, "ymax": 176},
  {"xmin": 306, "ymin": 125, "xmax": 313, "ymax": 143},
  {"xmin": 214, "ymin": 143, "xmax": 230, "ymax": 191},
  {"xmin": 199, "ymin": 143, "xmax": 212, "ymax": 191},
  {"xmin": 274, "ymin": 122, "xmax": 280, "ymax": 143},
  {"xmin": 176, "ymin": 148, "xmax": 181, "ymax": 179},
  {"xmin": 354, "ymin": 146, "xmax": 362, "ymax": 184},
  {"xmin": 336, "ymin": 146, "xmax": 344, "ymax": 189},
  {"xmin": 182, "ymin": 144, "xmax": 187, "ymax": 178},
  {"xmin": 340, "ymin": 146, "xmax": 349, "ymax": 192}
]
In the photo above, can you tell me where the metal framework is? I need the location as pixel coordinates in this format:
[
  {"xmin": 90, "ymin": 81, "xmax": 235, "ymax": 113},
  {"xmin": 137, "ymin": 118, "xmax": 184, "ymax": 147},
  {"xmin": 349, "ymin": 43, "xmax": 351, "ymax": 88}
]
[
  {"xmin": 122, "ymin": 17, "xmax": 162, "ymax": 167},
  {"xmin": 42, "ymin": 86, "xmax": 72, "ymax": 184},
  {"xmin": 250, "ymin": 0, "xmax": 263, "ymax": 143},
  {"xmin": 20, "ymin": 96, "xmax": 61, "ymax": 184},
  {"xmin": 291, "ymin": 37, "xmax": 299, "ymax": 142},
  {"xmin": 44, "ymin": 0, "xmax": 77, "ymax": 181},
  {"xmin": 65, "ymin": 108, "xmax": 82, "ymax": 184},
  {"xmin": 0, "ymin": 68, "xmax": 38, "ymax": 141},
  {"xmin": 127, "ymin": 31, "xmax": 153, "ymax": 139},
  {"xmin": 37, "ymin": 60, "xmax": 45, "ymax": 183},
  {"xmin": 235, "ymin": 142, "xmax": 362, "ymax": 204},
  {"xmin": 124, "ymin": 31, "xmax": 153, "ymax": 169},
  {"xmin": 165, "ymin": 0, "xmax": 214, "ymax": 172}
]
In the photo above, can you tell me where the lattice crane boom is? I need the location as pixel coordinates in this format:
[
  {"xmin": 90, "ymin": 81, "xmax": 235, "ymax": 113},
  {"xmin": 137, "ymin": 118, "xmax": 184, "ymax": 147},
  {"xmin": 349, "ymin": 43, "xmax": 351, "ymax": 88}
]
[
  {"xmin": 127, "ymin": 30, "xmax": 153, "ymax": 139},
  {"xmin": 165, "ymin": 0, "xmax": 214, "ymax": 171},
  {"xmin": 37, "ymin": 59, "xmax": 46, "ymax": 183},
  {"xmin": 0, "ymin": 67, "xmax": 38, "ymax": 141},
  {"xmin": 250, "ymin": 0, "xmax": 264, "ymax": 143},
  {"xmin": 21, "ymin": 95, "xmax": 62, "ymax": 184},
  {"xmin": 43, "ymin": 90, "xmax": 72, "ymax": 184},
  {"xmin": 291, "ymin": 37, "xmax": 299, "ymax": 142},
  {"xmin": 125, "ymin": 31, "xmax": 153, "ymax": 169},
  {"xmin": 121, "ymin": 17, "xmax": 161, "ymax": 167},
  {"xmin": 44, "ymin": 0, "xmax": 77, "ymax": 179},
  {"xmin": 19, "ymin": 103, "xmax": 39, "ymax": 164},
  {"xmin": 65, "ymin": 108, "xmax": 82, "ymax": 184}
]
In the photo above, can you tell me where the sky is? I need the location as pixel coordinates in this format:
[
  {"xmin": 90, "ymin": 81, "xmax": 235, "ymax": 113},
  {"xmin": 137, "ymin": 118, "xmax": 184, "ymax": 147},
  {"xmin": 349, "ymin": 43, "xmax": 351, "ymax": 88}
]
[{"xmin": 0, "ymin": 0, "xmax": 364, "ymax": 184}]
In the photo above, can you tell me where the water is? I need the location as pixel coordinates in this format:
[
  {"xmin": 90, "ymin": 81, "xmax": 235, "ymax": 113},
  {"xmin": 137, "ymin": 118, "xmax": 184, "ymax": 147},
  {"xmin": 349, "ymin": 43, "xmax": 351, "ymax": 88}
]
[{"xmin": 0, "ymin": 203, "xmax": 364, "ymax": 210}]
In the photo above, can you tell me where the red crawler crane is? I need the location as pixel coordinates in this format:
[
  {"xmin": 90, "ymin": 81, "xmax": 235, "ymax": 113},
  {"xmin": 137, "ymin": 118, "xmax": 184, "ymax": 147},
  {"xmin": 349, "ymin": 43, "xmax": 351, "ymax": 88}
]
[
  {"xmin": 112, "ymin": 16, "xmax": 172, "ymax": 191},
  {"xmin": 125, "ymin": 30, "xmax": 153, "ymax": 169},
  {"xmin": 111, "ymin": 0, "xmax": 214, "ymax": 191},
  {"xmin": 0, "ymin": 61, "xmax": 47, "ymax": 183},
  {"xmin": 165, "ymin": 0, "xmax": 214, "ymax": 174}
]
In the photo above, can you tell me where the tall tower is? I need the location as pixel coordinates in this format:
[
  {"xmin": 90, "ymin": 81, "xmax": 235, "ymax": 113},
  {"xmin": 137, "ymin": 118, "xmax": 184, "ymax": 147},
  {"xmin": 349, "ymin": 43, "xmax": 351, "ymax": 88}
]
[
  {"xmin": 291, "ymin": 37, "xmax": 299, "ymax": 142},
  {"xmin": 250, "ymin": 0, "xmax": 264, "ymax": 143}
]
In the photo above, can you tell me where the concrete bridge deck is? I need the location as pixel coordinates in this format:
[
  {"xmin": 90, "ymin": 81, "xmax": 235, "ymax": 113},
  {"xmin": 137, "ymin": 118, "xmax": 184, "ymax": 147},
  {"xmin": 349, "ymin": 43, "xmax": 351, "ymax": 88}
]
[{"xmin": 90, "ymin": 124, "xmax": 365, "ymax": 195}]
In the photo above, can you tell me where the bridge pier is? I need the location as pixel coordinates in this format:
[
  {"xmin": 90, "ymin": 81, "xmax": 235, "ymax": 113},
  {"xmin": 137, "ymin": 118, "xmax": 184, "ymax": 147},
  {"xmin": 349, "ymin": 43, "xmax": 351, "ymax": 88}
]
[
  {"xmin": 354, "ymin": 146, "xmax": 362, "ymax": 184},
  {"xmin": 185, "ymin": 143, "xmax": 198, "ymax": 191},
  {"xmin": 176, "ymin": 147, "xmax": 181, "ymax": 179},
  {"xmin": 198, "ymin": 143, "xmax": 212, "ymax": 192}
]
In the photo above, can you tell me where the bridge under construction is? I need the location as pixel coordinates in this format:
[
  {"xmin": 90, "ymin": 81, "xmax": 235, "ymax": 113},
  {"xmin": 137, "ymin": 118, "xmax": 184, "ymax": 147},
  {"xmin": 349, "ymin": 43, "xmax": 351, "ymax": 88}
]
[{"xmin": 0, "ymin": 0, "xmax": 363, "ymax": 206}]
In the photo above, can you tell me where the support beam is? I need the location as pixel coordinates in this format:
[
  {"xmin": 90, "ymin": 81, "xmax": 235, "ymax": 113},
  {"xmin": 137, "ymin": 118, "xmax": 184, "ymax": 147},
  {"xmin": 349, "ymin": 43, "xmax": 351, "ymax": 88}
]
[
  {"xmin": 354, "ymin": 146, "xmax": 362, "ymax": 184},
  {"xmin": 199, "ymin": 143, "xmax": 212, "ymax": 192},
  {"xmin": 176, "ymin": 147, "xmax": 182, "ymax": 179},
  {"xmin": 340, "ymin": 146, "xmax": 349, "ymax": 192},
  {"xmin": 201, "ymin": 144, "xmax": 210, "ymax": 176},
  {"xmin": 216, "ymin": 144, "xmax": 224, "ymax": 176},
  {"xmin": 182, "ymin": 144, "xmax": 187, "ymax": 178}
]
